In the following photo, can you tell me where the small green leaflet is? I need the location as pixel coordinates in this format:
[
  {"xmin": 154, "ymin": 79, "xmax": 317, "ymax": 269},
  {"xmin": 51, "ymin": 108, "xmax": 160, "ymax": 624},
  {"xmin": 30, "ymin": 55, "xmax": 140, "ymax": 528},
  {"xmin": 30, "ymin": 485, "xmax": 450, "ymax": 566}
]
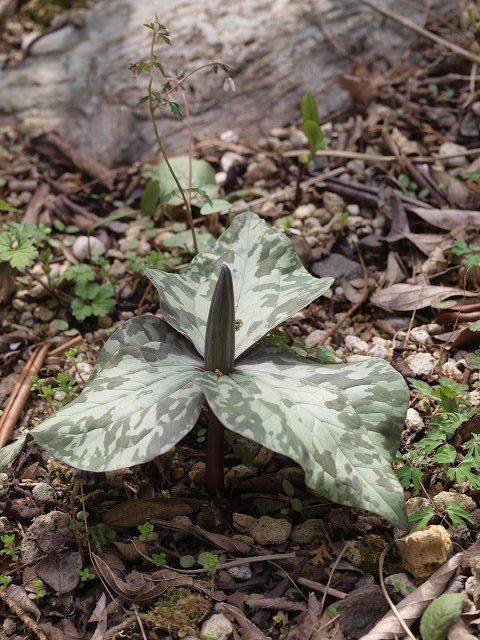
[
  {"xmin": 445, "ymin": 502, "xmax": 476, "ymax": 529},
  {"xmin": 0, "ymin": 233, "xmax": 38, "ymax": 271},
  {"xmin": 200, "ymin": 199, "xmax": 232, "ymax": 215},
  {"xmin": 0, "ymin": 199, "xmax": 19, "ymax": 212},
  {"xmin": 408, "ymin": 506, "xmax": 435, "ymax": 531},
  {"xmin": 300, "ymin": 91, "xmax": 319, "ymax": 125}
]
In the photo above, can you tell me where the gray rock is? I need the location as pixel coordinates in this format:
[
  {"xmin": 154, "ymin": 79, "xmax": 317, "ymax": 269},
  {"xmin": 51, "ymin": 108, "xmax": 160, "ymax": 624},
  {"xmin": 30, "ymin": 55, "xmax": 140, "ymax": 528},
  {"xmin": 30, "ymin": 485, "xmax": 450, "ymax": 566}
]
[
  {"xmin": 20, "ymin": 511, "xmax": 73, "ymax": 565},
  {"xmin": 405, "ymin": 497, "xmax": 431, "ymax": 517},
  {"xmin": 311, "ymin": 253, "xmax": 362, "ymax": 284},
  {"xmin": 290, "ymin": 519, "xmax": 324, "ymax": 546},
  {"xmin": 225, "ymin": 464, "xmax": 257, "ymax": 485},
  {"xmin": 30, "ymin": 25, "xmax": 81, "ymax": 56},
  {"xmin": 201, "ymin": 613, "xmax": 233, "ymax": 640},
  {"xmin": 438, "ymin": 142, "xmax": 468, "ymax": 167},
  {"xmin": 0, "ymin": 473, "xmax": 9, "ymax": 498},
  {"xmin": 72, "ymin": 236, "xmax": 105, "ymax": 261},
  {"xmin": 405, "ymin": 408, "xmax": 424, "ymax": 432},
  {"xmin": 188, "ymin": 462, "xmax": 206, "ymax": 487},
  {"xmin": 336, "ymin": 585, "xmax": 389, "ymax": 639},
  {"xmin": 432, "ymin": 491, "xmax": 476, "ymax": 513},
  {"xmin": 2, "ymin": 618, "xmax": 16, "ymax": 636},
  {"xmin": 0, "ymin": 0, "xmax": 454, "ymax": 166},
  {"xmin": 384, "ymin": 572, "xmax": 415, "ymax": 597},
  {"xmin": 227, "ymin": 564, "xmax": 252, "ymax": 581},
  {"xmin": 250, "ymin": 516, "xmax": 291, "ymax": 545},
  {"xmin": 32, "ymin": 482, "xmax": 56, "ymax": 506}
]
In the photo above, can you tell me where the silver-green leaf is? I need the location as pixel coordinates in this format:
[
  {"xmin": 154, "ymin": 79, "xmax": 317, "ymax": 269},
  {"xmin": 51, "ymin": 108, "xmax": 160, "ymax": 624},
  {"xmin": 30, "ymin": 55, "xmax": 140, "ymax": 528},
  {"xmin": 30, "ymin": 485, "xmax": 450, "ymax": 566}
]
[
  {"xmin": 33, "ymin": 316, "xmax": 210, "ymax": 472},
  {"xmin": 202, "ymin": 344, "xmax": 409, "ymax": 527},
  {"xmin": 146, "ymin": 212, "xmax": 333, "ymax": 359}
]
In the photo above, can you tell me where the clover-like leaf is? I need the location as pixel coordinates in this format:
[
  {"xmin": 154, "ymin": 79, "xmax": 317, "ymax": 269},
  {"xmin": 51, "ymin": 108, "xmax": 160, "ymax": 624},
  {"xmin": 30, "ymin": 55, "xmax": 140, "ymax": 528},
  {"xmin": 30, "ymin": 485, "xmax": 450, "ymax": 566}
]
[
  {"xmin": 202, "ymin": 344, "xmax": 409, "ymax": 527},
  {"xmin": 152, "ymin": 157, "xmax": 219, "ymax": 206},
  {"xmin": 33, "ymin": 316, "xmax": 210, "ymax": 471},
  {"xmin": 146, "ymin": 212, "xmax": 333, "ymax": 358}
]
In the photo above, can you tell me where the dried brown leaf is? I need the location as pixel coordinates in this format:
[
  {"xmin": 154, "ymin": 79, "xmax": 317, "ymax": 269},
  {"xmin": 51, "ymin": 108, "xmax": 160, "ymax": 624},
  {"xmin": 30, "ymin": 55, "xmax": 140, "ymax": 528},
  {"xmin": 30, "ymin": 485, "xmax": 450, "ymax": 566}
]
[
  {"xmin": 359, "ymin": 551, "xmax": 464, "ymax": 640},
  {"xmin": 371, "ymin": 283, "xmax": 474, "ymax": 311},
  {"xmin": 103, "ymin": 497, "xmax": 201, "ymax": 528},
  {"xmin": 410, "ymin": 206, "xmax": 480, "ymax": 231},
  {"xmin": 36, "ymin": 551, "xmax": 82, "ymax": 595},
  {"xmin": 6, "ymin": 584, "xmax": 41, "ymax": 620}
]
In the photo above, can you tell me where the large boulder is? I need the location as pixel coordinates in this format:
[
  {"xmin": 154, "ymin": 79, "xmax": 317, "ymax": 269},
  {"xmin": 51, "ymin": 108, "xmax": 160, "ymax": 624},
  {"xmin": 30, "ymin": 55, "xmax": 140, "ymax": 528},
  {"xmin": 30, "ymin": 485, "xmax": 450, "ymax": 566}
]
[{"xmin": 0, "ymin": 0, "xmax": 451, "ymax": 165}]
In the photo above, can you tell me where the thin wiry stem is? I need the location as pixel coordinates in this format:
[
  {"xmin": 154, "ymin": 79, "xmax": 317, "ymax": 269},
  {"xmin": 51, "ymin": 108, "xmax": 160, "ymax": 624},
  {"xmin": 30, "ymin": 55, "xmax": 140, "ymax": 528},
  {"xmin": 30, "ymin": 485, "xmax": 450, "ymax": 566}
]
[{"xmin": 147, "ymin": 21, "xmax": 198, "ymax": 254}]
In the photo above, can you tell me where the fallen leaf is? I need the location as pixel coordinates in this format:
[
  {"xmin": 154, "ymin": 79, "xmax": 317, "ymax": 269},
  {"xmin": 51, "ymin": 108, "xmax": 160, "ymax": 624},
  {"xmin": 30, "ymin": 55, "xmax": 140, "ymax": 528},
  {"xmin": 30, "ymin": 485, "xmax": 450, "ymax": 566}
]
[
  {"xmin": 371, "ymin": 284, "xmax": 474, "ymax": 311},
  {"xmin": 92, "ymin": 554, "xmax": 196, "ymax": 601},
  {"xmin": 6, "ymin": 584, "xmax": 41, "ymax": 620},
  {"xmin": 41, "ymin": 619, "xmax": 81, "ymax": 640},
  {"xmin": 410, "ymin": 207, "xmax": 480, "ymax": 231},
  {"xmin": 359, "ymin": 551, "xmax": 464, "ymax": 640},
  {"xmin": 217, "ymin": 602, "xmax": 269, "ymax": 640},
  {"xmin": 103, "ymin": 497, "xmax": 201, "ymax": 528},
  {"xmin": 36, "ymin": 551, "xmax": 82, "ymax": 595}
]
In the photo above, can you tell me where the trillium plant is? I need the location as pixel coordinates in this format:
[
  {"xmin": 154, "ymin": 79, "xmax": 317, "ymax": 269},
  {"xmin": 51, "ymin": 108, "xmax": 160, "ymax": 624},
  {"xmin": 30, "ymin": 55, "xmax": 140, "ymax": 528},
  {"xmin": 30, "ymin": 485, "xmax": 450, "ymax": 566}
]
[{"xmin": 1, "ymin": 213, "xmax": 409, "ymax": 526}]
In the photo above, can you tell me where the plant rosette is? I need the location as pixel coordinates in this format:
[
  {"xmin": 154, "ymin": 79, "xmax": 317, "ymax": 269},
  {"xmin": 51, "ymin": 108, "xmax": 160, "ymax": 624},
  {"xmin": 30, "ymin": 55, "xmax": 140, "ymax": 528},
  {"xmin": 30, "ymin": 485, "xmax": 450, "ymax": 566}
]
[{"xmin": 0, "ymin": 213, "xmax": 409, "ymax": 526}]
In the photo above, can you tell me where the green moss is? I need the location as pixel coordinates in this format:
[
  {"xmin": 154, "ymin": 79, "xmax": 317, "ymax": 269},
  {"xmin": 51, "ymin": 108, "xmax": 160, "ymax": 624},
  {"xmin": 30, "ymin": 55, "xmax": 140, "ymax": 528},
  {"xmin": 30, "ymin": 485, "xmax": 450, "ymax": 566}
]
[{"xmin": 145, "ymin": 587, "xmax": 211, "ymax": 635}]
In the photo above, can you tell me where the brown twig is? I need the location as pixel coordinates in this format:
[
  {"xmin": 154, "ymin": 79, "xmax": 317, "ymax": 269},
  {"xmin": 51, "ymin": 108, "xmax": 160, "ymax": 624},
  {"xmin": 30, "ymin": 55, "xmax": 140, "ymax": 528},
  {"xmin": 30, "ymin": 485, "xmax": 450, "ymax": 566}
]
[
  {"xmin": 0, "ymin": 343, "xmax": 50, "ymax": 448},
  {"xmin": 357, "ymin": 0, "xmax": 480, "ymax": 65},
  {"xmin": 297, "ymin": 576, "xmax": 346, "ymax": 600},
  {"xmin": 0, "ymin": 588, "xmax": 48, "ymax": 640},
  {"xmin": 378, "ymin": 547, "xmax": 416, "ymax": 640},
  {"xmin": 318, "ymin": 251, "xmax": 369, "ymax": 347},
  {"xmin": 284, "ymin": 147, "xmax": 480, "ymax": 164},
  {"xmin": 48, "ymin": 335, "xmax": 84, "ymax": 358}
]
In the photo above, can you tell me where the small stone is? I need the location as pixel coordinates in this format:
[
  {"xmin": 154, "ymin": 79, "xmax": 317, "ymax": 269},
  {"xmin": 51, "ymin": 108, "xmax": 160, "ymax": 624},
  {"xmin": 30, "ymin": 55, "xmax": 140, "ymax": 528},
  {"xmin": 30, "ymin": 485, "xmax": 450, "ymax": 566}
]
[
  {"xmin": 384, "ymin": 572, "xmax": 415, "ymax": 597},
  {"xmin": 0, "ymin": 517, "xmax": 12, "ymax": 534},
  {"xmin": 432, "ymin": 491, "xmax": 476, "ymax": 513},
  {"xmin": 2, "ymin": 618, "xmax": 16, "ymax": 636},
  {"xmin": 201, "ymin": 613, "xmax": 233, "ymax": 640},
  {"xmin": 293, "ymin": 203, "xmax": 316, "ymax": 221},
  {"xmin": 465, "ymin": 576, "xmax": 480, "ymax": 606},
  {"xmin": 438, "ymin": 142, "xmax": 467, "ymax": 167},
  {"xmin": 346, "ymin": 203, "xmax": 360, "ymax": 215},
  {"xmin": 405, "ymin": 497, "xmax": 430, "ymax": 517},
  {"xmin": 305, "ymin": 329, "xmax": 327, "ymax": 348},
  {"xmin": 345, "ymin": 335, "xmax": 369, "ymax": 355},
  {"xmin": 31, "ymin": 25, "xmax": 78, "ymax": 55},
  {"xmin": 441, "ymin": 360, "xmax": 463, "ymax": 383},
  {"xmin": 278, "ymin": 466, "xmax": 304, "ymax": 484},
  {"xmin": 346, "ymin": 159, "xmax": 365, "ymax": 174},
  {"xmin": 74, "ymin": 362, "xmax": 93, "ymax": 385},
  {"xmin": 225, "ymin": 465, "xmax": 257, "ymax": 485},
  {"xmin": 54, "ymin": 390, "xmax": 67, "ymax": 403},
  {"xmin": 32, "ymin": 482, "xmax": 56, "ymax": 506},
  {"xmin": 227, "ymin": 564, "xmax": 252, "ymax": 581},
  {"xmin": 232, "ymin": 513, "xmax": 256, "ymax": 533},
  {"xmin": 311, "ymin": 253, "xmax": 362, "ymax": 284},
  {"xmin": 33, "ymin": 305, "xmax": 56, "ymax": 322},
  {"xmin": 20, "ymin": 511, "xmax": 73, "ymax": 565},
  {"xmin": 470, "ymin": 556, "xmax": 480, "ymax": 580},
  {"xmin": 290, "ymin": 519, "xmax": 325, "ymax": 546},
  {"xmin": 220, "ymin": 151, "xmax": 244, "ymax": 172},
  {"xmin": 405, "ymin": 352, "xmax": 436, "ymax": 377},
  {"xmin": 250, "ymin": 516, "xmax": 292, "ymax": 545},
  {"xmin": 72, "ymin": 236, "xmax": 105, "ymax": 261},
  {"xmin": 405, "ymin": 408, "xmax": 424, "ymax": 432},
  {"xmin": 188, "ymin": 462, "xmax": 206, "ymax": 487},
  {"xmin": 395, "ymin": 525, "xmax": 453, "ymax": 583},
  {"xmin": 367, "ymin": 343, "xmax": 390, "ymax": 360},
  {"xmin": 323, "ymin": 191, "xmax": 346, "ymax": 216},
  {"xmin": 251, "ymin": 497, "xmax": 284, "ymax": 516},
  {"xmin": 410, "ymin": 328, "xmax": 430, "ymax": 345},
  {"xmin": 245, "ymin": 158, "xmax": 277, "ymax": 183},
  {"xmin": 253, "ymin": 447, "xmax": 274, "ymax": 468},
  {"xmin": 0, "ymin": 473, "xmax": 9, "ymax": 498},
  {"xmin": 344, "ymin": 535, "xmax": 388, "ymax": 574}
]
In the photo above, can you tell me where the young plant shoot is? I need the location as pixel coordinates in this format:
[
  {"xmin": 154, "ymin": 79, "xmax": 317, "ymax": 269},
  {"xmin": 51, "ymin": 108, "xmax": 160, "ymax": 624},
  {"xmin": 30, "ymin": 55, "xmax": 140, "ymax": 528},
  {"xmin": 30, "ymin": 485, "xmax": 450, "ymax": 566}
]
[{"xmin": 0, "ymin": 213, "xmax": 409, "ymax": 526}]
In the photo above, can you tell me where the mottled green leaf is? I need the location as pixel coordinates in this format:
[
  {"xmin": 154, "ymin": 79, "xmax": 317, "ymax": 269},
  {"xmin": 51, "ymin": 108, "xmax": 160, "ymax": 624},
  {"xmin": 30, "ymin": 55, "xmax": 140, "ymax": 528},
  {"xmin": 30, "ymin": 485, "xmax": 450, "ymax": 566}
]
[
  {"xmin": 146, "ymin": 212, "xmax": 333, "ymax": 359},
  {"xmin": 0, "ymin": 435, "xmax": 30, "ymax": 468},
  {"xmin": 420, "ymin": 593, "xmax": 463, "ymax": 640},
  {"xmin": 33, "ymin": 316, "xmax": 210, "ymax": 471},
  {"xmin": 153, "ymin": 157, "xmax": 218, "ymax": 207},
  {"xmin": 202, "ymin": 344, "xmax": 409, "ymax": 526},
  {"xmin": 200, "ymin": 199, "xmax": 232, "ymax": 215}
]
